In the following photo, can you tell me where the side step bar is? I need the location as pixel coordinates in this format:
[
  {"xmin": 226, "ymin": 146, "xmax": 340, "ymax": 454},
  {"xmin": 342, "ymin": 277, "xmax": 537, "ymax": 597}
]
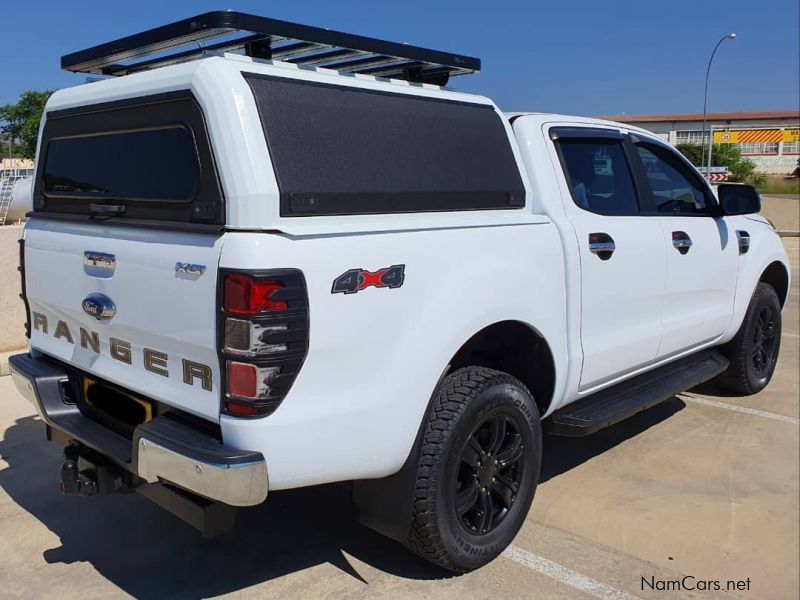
[{"xmin": 547, "ymin": 350, "xmax": 729, "ymax": 436}]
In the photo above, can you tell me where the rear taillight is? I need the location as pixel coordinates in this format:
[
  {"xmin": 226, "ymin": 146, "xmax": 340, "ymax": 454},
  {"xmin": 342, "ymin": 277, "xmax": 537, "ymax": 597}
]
[
  {"xmin": 224, "ymin": 274, "xmax": 288, "ymax": 314},
  {"xmin": 219, "ymin": 270, "xmax": 309, "ymax": 418}
]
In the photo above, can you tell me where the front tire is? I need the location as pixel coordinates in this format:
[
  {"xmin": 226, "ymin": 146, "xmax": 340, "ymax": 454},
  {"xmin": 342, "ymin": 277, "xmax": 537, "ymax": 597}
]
[
  {"xmin": 718, "ymin": 282, "xmax": 782, "ymax": 395},
  {"xmin": 405, "ymin": 366, "xmax": 542, "ymax": 572}
]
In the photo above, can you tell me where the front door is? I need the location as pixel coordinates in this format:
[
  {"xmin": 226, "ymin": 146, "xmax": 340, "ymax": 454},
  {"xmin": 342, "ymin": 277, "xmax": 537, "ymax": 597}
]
[
  {"xmin": 552, "ymin": 128, "xmax": 666, "ymax": 390},
  {"xmin": 632, "ymin": 140, "xmax": 739, "ymax": 358}
]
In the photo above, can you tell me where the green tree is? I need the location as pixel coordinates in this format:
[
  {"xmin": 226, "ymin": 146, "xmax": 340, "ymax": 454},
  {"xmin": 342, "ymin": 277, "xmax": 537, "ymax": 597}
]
[
  {"xmin": 676, "ymin": 142, "xmax": 703, "ymax": 166},
  {"xmin": 675, "ymin": 142, "xmax": 766, "ymax": 187},
  {"xmin": 0, "ymin": 90, "xmax": 54, "ymax": 159}
]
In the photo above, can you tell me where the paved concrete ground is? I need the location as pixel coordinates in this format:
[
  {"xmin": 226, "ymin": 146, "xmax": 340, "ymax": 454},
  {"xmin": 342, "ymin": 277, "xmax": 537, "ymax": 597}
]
[
  {"xmin": 761, "ymin": 195, "xmax": 799, "ymax": 234},
  {"xmin": 0, "ymin": 239, "xmax": 797, "ymax": 600}
]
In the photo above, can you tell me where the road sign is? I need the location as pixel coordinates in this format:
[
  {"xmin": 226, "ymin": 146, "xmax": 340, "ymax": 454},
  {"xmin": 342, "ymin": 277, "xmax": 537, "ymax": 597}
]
[
  {"xmin": 714, "ymin": 131, "xmax": 736, "ymax": 143},
  {"xmin": 713, "ymin": 129, "xmax": 797, "ymax": 144},
  {"xmin": 697, "ymin": 166, "xmax": 730, "ymax": 182}
]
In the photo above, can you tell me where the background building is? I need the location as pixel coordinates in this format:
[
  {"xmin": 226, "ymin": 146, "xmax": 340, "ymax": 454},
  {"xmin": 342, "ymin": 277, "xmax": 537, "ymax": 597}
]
[
  {"xmin": 0, "ymin": 157, "xmax": 34, "ymax": 175},
  {"xmin": 600, "ymin": 111, "xmax": 800, "ymax": 174}
]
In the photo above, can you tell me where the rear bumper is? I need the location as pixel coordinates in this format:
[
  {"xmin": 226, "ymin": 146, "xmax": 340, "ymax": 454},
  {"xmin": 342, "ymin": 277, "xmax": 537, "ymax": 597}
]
[{"xmin": 8, "ymin": 352, "xmax": 268, "ymax": 507}]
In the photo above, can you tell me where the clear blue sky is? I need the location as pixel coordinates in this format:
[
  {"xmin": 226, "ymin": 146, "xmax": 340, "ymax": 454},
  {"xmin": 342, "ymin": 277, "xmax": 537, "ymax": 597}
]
[{"xmin": 1, "ymin": 0, "xmax": 798, "ymax": 116}]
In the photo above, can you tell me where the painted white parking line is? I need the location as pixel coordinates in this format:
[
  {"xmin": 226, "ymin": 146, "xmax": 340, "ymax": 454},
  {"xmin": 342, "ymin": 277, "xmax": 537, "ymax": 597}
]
[
  {"xmin": 503, "ymin": 545, "xmax": 641, "ymax": 600},
  {"xmin": 683, "ymin": 396, "xmax": 800, "ymax": 425}
]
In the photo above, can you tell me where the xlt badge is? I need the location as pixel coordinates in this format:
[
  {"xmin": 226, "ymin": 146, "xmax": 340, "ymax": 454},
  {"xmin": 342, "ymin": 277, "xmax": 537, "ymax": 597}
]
[{"xmin": 175, "ymin": 262, "xmax": 206, "ymax": 278}]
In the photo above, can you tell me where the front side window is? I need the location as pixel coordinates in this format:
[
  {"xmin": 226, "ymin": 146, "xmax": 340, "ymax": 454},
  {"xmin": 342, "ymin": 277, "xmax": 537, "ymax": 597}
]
[
  {"xmin": 558, "ymin": 139, "xmax": 639, "ymax": 215},
  {"xmin": 636, "ymin": 144, "xmax": 709, "ymax": 214}
]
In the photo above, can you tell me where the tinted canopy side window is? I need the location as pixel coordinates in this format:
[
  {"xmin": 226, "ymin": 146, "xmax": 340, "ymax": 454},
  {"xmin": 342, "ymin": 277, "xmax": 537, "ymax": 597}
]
[
  {"xmin": 34, "ymin": 92, "xmax": 223, "ymax": 225},
  {"xmin": 245, "ymin": 74, "xmax": 525, "ymax": 217},
  {"xmin": 635, "ymin": 143, "xmax": 711, "ymax": 214},
  {"xmin": 556, "ymin": 138, "xmax": 639, "ymax": 215}
]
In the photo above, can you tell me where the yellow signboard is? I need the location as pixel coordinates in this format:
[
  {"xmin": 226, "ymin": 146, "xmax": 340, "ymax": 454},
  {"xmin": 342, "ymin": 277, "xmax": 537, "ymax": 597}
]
[{"xmin": 713, "ymin": 129, "xmax": 799, "ymax": 143}]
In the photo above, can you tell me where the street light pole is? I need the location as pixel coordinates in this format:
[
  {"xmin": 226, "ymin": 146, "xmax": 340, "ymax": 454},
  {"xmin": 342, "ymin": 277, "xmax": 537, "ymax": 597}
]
[{"xmin": 700, "ymin": 33, "xmax": 736, "ymax": 177}]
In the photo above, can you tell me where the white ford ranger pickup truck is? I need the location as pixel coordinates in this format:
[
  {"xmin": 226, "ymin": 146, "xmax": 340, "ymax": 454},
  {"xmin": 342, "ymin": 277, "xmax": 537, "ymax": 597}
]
[{"xmin": 9, "ymin": 12, "xmax": 791, "ymax": 572}]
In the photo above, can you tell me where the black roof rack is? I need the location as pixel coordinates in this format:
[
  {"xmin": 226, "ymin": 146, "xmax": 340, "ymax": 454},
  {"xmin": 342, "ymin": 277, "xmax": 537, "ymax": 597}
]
[{"xmin": 61, "ymin": 11, "xmax": 480, "ymax": 85}]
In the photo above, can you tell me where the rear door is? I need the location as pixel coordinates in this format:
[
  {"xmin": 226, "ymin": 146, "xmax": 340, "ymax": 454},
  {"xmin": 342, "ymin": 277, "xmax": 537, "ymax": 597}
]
[
  {"xmin": 24, "ymin": 92, "xmax": 225, "ymax": 421},
  {"xmin": 630, "ymin": 139, "xmax": 739, "ymax": 358},
  {"xmin": 551, "ymin": 128, "xmax": 666, "ymax": 390}
]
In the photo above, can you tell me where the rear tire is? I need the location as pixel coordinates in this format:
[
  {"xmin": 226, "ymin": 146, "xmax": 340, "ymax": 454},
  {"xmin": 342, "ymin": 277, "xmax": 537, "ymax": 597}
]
[
  {"xmin": 404, "ymin": 366, "xmax": 542, "ymax": 572},
  {"xmin": 717, "ymin": 282, "xmax": 782, "ymax": 395}
]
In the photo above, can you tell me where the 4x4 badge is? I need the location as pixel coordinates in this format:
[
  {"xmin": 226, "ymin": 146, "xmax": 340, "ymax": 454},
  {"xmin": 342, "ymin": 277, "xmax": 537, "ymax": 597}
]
[{"xmin": 332, "ymin": 265, "xmax": 405, "ymax": 295}]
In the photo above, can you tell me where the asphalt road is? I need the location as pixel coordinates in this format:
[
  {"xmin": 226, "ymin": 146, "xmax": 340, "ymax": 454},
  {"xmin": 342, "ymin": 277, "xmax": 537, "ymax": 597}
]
[{"xmin": 0, "ymin": 239, "xmax": 797, "ymax": 600}]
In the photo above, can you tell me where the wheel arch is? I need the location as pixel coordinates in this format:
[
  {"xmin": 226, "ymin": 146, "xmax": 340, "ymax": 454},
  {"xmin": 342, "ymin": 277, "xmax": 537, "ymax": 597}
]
[
  {"xmin": 445, "ymin": 320, "xmax": 557, "ymax": 418},
  {"xmin": 760, "ymin": 260, "xmax": 789, "ymax": 307},
  {"xmin": 354, "ymin": 319, "xmax": 555, "ymax": 545}
]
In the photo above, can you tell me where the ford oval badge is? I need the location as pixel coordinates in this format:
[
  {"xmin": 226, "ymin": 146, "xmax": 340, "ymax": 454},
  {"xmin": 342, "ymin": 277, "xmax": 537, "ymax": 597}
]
[{"xmin": 82, "ymin": 293, "xmax": 116, "ymax": 321}]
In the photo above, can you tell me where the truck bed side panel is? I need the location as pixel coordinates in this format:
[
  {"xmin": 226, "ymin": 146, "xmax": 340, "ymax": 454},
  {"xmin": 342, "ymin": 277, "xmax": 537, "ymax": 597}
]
[{"xmin": 218, "ymin": 222, "xmax": 568, "ymax": 489}]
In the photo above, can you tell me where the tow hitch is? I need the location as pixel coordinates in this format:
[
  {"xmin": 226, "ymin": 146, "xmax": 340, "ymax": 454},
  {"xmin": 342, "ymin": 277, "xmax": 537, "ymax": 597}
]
[
  {"xmin": 57, "ymin": 441, "xmax": 237, "ymax": 538},
  {"xmin": 59, "ymin": 444, "xmax": 129, "ymax": 497}
]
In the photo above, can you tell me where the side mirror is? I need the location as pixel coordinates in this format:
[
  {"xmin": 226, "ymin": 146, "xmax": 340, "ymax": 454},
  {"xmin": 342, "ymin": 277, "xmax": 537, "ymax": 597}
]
[{"xmin": 717, "ymin": 183, "xmax": 761, "ymax": 215}]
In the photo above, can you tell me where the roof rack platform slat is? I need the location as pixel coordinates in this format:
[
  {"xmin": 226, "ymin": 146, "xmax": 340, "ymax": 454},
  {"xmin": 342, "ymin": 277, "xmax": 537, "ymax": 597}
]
[{"xmin": 61, "ymin": 11, "xmax": 480, "ymax": 85}]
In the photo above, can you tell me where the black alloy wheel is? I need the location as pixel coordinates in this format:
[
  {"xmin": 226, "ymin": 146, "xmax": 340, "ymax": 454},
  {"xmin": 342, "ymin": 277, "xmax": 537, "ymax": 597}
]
[
  {"xmin": 717, "ymin": 282, "xmax": 782, "ymax": 395},
  {"xmin": 404, "ymin": 366, "xmax": 542, "ymax": 572},
  {"xmin": 455, "ymin": 412, "xmax": 525, "ymax": 535},
  {"xmin": 751, "ymin": 304, "xmax": 779, "ymax": 377}
]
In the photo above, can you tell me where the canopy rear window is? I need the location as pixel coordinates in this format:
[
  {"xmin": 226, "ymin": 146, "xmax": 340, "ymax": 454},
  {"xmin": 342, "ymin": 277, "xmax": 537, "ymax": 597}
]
[
  {"xmin": 244, "ymin": 74, "xmax": 525, "ymax": 216},
  {"xmin": 44, "ymin": 127, "xmax": 198, "ymax": 201},
  {"xmin": 34, "ymin": 91, "xmax": 223, "ymax": 225}
]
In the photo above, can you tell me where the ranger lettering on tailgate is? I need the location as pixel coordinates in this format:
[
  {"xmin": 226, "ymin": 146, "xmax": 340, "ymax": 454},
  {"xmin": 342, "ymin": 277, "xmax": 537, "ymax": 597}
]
[{"xmin": 31, "ymin": 311, "xmax": 213, "ymax": 391}]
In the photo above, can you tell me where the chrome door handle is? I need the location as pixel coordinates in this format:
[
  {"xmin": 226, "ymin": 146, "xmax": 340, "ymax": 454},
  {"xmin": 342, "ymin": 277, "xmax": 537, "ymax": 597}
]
[
  {"xmin": 671, "ymin": 231, "xmax": 692, "ymax": 255},
  {"xmin": 589, "ymin": 233, "xmax": 615, "ymax": 260}
]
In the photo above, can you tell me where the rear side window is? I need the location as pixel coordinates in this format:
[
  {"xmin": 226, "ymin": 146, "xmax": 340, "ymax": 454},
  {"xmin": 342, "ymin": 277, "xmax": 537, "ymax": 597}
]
[
  {"xmin": 557, "ymin": 139, "xmax": 639, "ymax": 215},
  {"xmin": 44, "ymin": 128, "xmax": 198, "ymax": 201},
  {"xmin": 34, "ymin": 92, "xmax": 223, "ymax": 225},
  {"xmin": 244, "ymin": 74, "xmax": 525, "ymax": 217}
]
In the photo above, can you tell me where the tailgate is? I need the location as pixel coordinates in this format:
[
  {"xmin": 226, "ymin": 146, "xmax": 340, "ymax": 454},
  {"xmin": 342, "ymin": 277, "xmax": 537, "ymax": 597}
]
[{"xmin": 23, "ymin": 218, "xmax": 223, "ymax": 421}]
